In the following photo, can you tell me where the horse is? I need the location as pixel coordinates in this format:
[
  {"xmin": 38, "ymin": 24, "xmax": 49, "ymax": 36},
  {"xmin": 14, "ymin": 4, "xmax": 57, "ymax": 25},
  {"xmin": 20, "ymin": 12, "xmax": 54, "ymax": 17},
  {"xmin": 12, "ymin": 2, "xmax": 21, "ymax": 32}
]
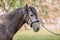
[{"xmin": 0, "ymin": 4, "xmax": 40, "ymax": 40}]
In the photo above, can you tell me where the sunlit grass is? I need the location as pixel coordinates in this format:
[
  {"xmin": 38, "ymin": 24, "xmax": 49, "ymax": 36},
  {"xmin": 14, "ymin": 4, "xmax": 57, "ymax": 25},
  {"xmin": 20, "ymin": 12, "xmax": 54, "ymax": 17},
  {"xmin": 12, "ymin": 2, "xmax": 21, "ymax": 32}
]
[{"xmin": 13, "ymin": 26, "xmax": 60, "ymax": 40}]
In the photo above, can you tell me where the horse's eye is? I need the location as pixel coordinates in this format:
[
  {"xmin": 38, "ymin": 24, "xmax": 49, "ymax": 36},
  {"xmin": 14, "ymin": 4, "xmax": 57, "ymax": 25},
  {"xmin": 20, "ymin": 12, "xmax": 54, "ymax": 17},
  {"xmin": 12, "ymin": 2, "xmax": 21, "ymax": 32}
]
[{"xmin": 31, "ymin": 14, "xmax": 33, "ymax": 16}]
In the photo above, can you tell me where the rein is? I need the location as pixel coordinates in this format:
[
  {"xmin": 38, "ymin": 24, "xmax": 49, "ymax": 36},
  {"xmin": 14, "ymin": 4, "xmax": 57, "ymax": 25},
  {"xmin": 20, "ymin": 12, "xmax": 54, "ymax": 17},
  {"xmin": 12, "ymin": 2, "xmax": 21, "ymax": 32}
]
[
  {"xmin": 42, "ymin": 24, "xmax": 60, "ymax": 35},
  {"xmin": 17, "ymin": 9, "xmax": 27, "ymax": 30},
  {"xmin": 40, "ymin": 21, "xmax": 60, "ymax": 35}
]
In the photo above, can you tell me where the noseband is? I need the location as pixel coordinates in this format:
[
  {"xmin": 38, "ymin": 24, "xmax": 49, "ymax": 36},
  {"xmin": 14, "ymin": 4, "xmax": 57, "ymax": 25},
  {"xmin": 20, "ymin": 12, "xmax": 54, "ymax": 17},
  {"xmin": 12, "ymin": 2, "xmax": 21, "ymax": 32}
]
[
  {"xmin": 31, "ymin": 20, "xmax": 39, "ymax": 27},
  {"xmin": 28, "ymin": 14, "xmax": 39, "ymax": 27}
]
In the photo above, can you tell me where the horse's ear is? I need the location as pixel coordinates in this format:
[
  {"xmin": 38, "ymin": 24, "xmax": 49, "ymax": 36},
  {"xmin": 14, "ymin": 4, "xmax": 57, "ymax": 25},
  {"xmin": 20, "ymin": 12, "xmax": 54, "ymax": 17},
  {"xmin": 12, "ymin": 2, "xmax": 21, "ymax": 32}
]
[
  {"xmin": 26, "ymin": 4, "xmax": 28, "ymax": 8},
  {"xmin": 25, "ymin": 4, "xmax": 29, "ymax": 11}
]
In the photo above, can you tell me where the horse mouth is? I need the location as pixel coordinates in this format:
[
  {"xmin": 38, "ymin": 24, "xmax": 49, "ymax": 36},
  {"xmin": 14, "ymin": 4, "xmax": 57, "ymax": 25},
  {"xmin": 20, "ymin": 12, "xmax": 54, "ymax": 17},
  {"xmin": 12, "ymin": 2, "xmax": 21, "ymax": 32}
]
[{"xmin": 31, "ymin": 22, "xmax": 40, "ymax": 32}]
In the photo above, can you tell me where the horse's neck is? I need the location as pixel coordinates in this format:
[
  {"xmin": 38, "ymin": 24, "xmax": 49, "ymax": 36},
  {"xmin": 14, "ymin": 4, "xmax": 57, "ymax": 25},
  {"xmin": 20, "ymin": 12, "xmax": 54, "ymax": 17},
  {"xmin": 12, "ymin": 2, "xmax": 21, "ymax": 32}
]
[{"xmin": 6, "ymin": 8, "xmax": 25, "ymax": 33}]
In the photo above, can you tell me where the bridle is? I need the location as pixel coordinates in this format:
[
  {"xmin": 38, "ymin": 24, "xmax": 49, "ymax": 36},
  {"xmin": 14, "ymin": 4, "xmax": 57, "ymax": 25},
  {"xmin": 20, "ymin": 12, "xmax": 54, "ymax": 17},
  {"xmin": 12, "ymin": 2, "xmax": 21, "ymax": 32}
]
[
  {"xmin": 26, "ymin": 7, "xmax": 39, "ymax": 27},
  {"xmin": 17, "ymin": 6, "xmax": 39, "ymax": 29},
  {"xmin": 18, "ymin": 5, "xmax": 60, "ymax": 35}
]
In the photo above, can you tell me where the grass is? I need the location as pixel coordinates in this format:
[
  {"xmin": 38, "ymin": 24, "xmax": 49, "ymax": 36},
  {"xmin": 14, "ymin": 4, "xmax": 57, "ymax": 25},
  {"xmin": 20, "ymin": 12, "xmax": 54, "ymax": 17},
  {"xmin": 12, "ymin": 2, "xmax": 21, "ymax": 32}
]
[{"xmin": 13, "ymin": 27, "xmax": 60, "ymax": 40}]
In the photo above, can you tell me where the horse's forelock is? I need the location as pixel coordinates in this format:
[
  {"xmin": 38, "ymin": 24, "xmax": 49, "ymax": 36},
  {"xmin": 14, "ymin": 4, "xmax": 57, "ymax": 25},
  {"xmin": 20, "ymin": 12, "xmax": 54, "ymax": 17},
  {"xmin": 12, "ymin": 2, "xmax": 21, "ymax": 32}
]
[
  {"xmin": 24, "ymin": 6, "xmax": 38, "ymax": 18},
  {"xmin": 29, "ymin": 6, "xmax": 38, "ymax": 18}
]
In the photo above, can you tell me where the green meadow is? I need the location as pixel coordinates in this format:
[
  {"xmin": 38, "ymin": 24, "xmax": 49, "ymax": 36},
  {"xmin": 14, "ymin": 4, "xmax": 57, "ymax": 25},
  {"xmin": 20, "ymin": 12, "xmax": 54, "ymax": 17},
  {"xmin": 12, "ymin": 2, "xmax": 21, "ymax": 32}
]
[{"xmin": 13, "ymin": 27, "xmax": 60, "ymax": 40}]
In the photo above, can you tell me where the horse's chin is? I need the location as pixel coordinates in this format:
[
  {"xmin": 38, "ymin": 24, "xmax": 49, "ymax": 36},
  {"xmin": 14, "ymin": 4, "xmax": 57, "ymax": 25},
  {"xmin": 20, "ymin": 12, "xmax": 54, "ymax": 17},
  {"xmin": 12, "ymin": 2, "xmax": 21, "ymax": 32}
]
[{"xmin": 33, "ymin": 27, "xmax": 40, "ymax": 32}]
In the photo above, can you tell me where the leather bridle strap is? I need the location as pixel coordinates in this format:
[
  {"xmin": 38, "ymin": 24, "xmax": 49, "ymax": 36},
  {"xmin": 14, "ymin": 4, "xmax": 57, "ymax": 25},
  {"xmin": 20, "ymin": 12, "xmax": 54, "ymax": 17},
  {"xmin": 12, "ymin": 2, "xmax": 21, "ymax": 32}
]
[{"xmin": 30, "ymin": 20, "xmax": 39, "ymax": 27}]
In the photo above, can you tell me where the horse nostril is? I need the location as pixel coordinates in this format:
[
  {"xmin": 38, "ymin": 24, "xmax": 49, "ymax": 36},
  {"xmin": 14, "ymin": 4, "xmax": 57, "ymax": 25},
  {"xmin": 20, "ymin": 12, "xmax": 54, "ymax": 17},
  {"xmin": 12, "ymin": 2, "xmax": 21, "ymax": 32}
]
[
  {"xmin": 34, "ymin": 27, "xmax": 40, "ymax": 32},
  {"xmin": 37, "ymin": 27, "xmax": 39, "ymax": 30}
]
